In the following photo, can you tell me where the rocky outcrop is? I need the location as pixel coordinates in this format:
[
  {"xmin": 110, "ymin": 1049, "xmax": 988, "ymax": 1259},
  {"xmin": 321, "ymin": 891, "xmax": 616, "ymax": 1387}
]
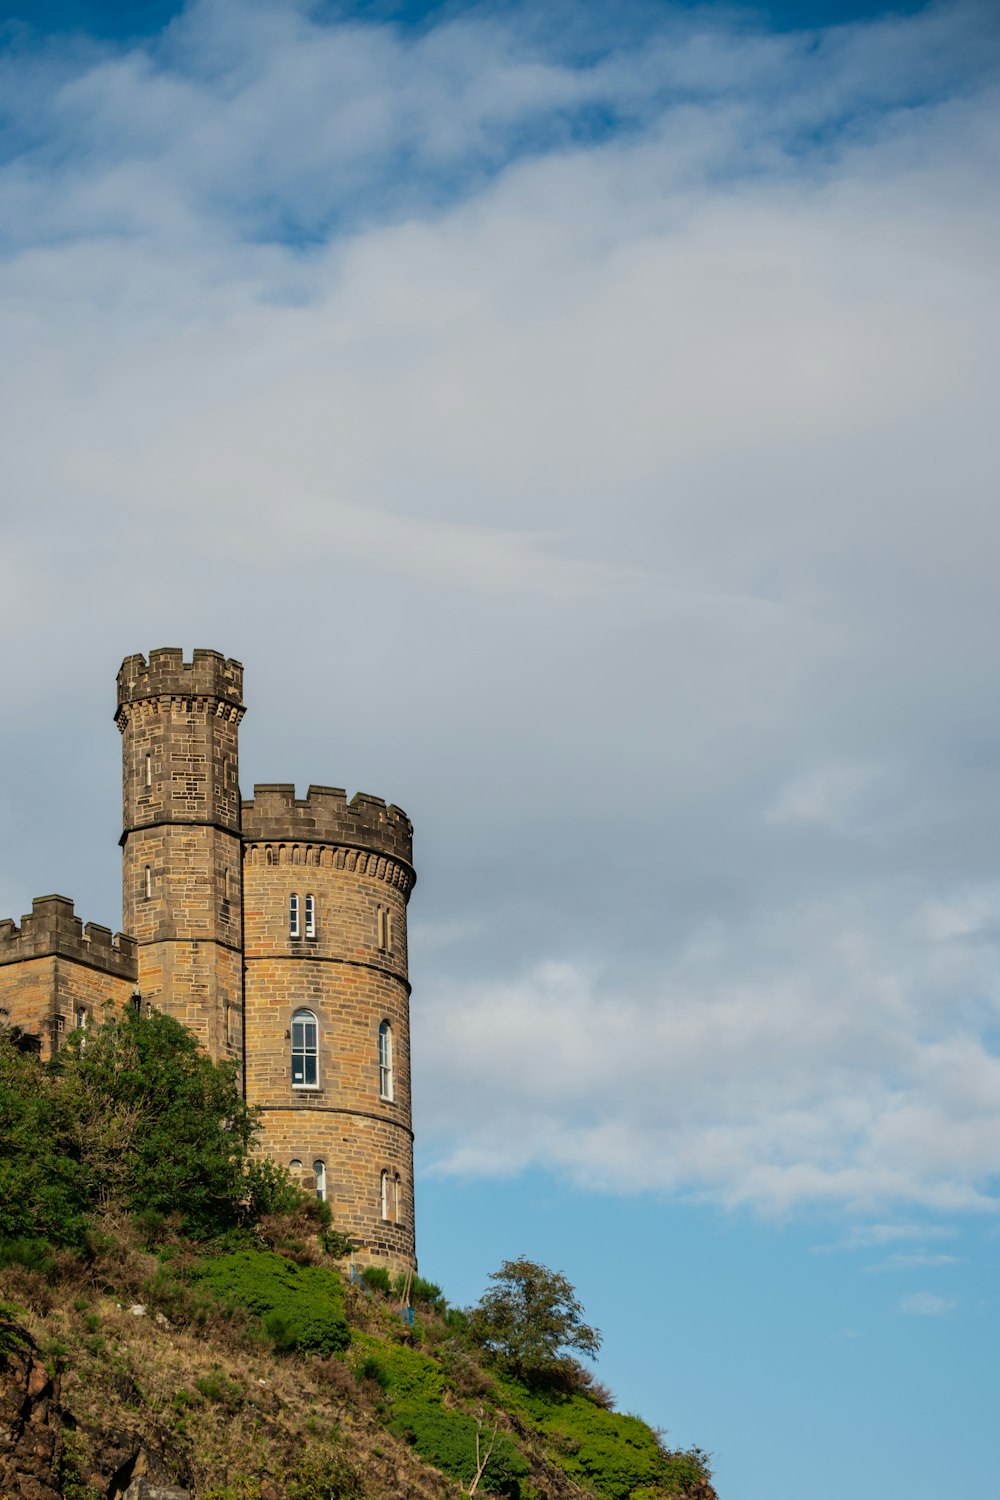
[{"xmin": 0, "ymin": 1319, "xmax": 64, "ymax": 1500}]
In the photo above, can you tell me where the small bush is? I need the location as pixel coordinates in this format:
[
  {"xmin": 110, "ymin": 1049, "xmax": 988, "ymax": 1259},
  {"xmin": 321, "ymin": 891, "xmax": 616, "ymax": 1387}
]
[
  {"xmin": 389, "ymin": 1405, "xmax": 528, "ymax": 1496},
  {"xmin": 0, "ymin": 1237, "xmax": 55, "ymax": 1275},
  {"xmin": 359, "ymin": 1265, "xmax": 392, "ymax": 1296},
  {"xmin": 196, "ymin": 1249, "xmax": 349, "ymax": 1356}
]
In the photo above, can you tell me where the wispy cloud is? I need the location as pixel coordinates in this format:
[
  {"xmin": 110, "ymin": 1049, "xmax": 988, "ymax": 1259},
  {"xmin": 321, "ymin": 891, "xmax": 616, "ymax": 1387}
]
[
  {"xmin": 1, "ymin": 0, "xmax": 1000, "ymax": 1227},
  {"xmin": 899, "ymin": 1292, "xmax": 958, "ymax": 1317}
]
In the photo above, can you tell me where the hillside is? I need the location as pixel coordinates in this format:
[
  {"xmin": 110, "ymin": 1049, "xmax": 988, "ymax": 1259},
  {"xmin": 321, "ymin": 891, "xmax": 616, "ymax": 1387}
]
[{"xmin": 0, "ymin": 1014, "xmax": 717, "ymax": 1500}]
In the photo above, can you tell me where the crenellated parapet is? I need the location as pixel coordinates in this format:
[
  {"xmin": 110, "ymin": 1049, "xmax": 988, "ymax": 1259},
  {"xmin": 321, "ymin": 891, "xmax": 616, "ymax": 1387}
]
[
  {"xmin": 0, "ymin": 896, "xmax": 137, "ymax": 979},
  {"xmin": 242, "ymin": 785, "xmax": 414, "ymax": 886},
  {"xmin": 115, "ymin": 648, "xmax": 245, "ymax": 727}
]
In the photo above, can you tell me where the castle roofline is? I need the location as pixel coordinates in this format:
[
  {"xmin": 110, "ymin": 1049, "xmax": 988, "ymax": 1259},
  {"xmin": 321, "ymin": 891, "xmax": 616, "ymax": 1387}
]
[
  {"xmin": 116, "ymin": 647, "xmax": 244, "ymax": 715},
  {"xmin": 0, "ymin": 895, "xmax": 137, "ymax": 979},
  {"xmin": 242, "ymin": 783, "xmax": 414, "ymax": 870}
]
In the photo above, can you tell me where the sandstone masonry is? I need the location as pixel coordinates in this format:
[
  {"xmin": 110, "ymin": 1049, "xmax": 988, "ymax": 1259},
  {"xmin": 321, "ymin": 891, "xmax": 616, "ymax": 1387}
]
[{"xmin": 0, "ymin": 648, "xmax": 417, "ymax": 1272}]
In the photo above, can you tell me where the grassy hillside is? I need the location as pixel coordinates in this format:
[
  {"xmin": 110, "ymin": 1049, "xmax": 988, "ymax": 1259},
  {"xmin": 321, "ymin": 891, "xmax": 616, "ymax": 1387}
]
[{"xmin": 0, "ymin": 1015, "xmax": 716, "ymax": 1500}]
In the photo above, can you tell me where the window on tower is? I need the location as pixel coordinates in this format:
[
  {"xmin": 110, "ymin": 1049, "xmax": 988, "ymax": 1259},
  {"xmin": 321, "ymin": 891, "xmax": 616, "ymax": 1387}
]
[
  {"xmin": 380, "ymin": 1169, "xmax": 390, "ymax": 1221},
  {"xmin": 305, "ymin": 894, "xmax": 316, "ymax": 939},
  {"xmin": 291, "ymin": 1009, "xmax": 318, "ymax": 1088},
  {"xmin": 313, "ymin": 1160, "xmax": 326, "ymax": 1202},
  {"xmin": 378, "ymin": 1020, "xmax": 393, "ymax": 1101},
  {"xmin": 144, "ymin": 753, "xmax": 152, "ymax": 787},
  {"xmin": 144, "ymin": 865, "xmax": 152, "ymax": 899},
  {"xmin": 289, "ymin": 893, "xmax": 300, "ymax": 938}
]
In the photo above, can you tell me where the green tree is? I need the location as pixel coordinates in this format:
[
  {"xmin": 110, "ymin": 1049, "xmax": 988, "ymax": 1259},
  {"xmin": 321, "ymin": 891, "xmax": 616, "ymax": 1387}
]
[
  {"xmin": 468, "ymin": 1256, "xmax": 601, "ymax": 1382},
  {"xmin": 0, "ymin": 1007, "xmax": 299, "ymax": 1244}
]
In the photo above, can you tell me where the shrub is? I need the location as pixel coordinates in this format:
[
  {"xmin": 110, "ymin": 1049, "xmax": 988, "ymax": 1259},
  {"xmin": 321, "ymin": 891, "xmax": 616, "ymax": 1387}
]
[
  {"xmin": 196, "ymin": 1249, "xmax": 349, "ymax": 1356},
  {"xmin": 388, "ymin": 1405, "xmax": 528, "ymax": 1495},
  {"xmin": 359, "ymin": 1265, "xmax": 392, "ymax": 1296}
]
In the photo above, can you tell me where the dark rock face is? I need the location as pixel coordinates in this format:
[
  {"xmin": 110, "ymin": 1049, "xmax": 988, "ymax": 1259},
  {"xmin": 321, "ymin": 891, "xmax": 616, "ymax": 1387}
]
[
  {"xmin": 0, "ymin": 1319, "xmax": 192, "ymax": 1500},
  {"xmin": 0, "ymin": 1321, "xmax": 64, "ymax": 1500}
]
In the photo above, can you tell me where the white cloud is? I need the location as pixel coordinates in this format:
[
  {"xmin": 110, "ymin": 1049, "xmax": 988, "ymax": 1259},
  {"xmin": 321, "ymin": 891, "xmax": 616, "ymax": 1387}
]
[
  {"xmin": 899, "ymin": 1292, "xmax": 958, "ymax": 1317},
  {"xmin": 1, "ymin": 0, "xmax": 1000, "ymax": 1223},
  {"xmin": 415, "ymin": 884, "xmax": 1000, "ymax": 1214}
]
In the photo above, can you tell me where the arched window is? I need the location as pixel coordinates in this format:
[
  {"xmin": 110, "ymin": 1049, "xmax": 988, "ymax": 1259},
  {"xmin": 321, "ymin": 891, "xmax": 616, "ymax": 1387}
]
[
  {"xmin": 305, "ymin": 894, "xmax": 316, "ymax": 939},
  {"xmin": 291, "ymin": 1009, "xmax": 319, "ymax": 1088},
  {"xmin": 265, "ymin": 846, "xmax": 274, "ymax": 866},
  {"xmin": 378, "ymin": 1021, "xmax": 393, "ymax": 1100},
  {"xmin": 313, "ymin": 1160, "xmax": 326, "ymax": 1202},
  {"xmin": 289, "ymin": 1158, "xmax": 302, "ymax": 1178},
  {"xmin": 380, "ymin": 1169, "xmax": 390, "ymax": 1221},
  {"xmin": 289, "ymin": 893, "xmax": 300, "ymax": 938},
  {"xmin": 76, "ymin": 1008, "xmax": 87, "ymax": 1030},
  {"xmin": 394, "ymin": 1173, "xmax": 402, "ymax": 1225}
]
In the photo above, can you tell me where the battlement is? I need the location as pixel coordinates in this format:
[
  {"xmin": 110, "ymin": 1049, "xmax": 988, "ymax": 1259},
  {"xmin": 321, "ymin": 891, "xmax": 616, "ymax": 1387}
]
[
  {"xmin": 242, "ymin": 784, "xmax": 414, "ymax": 869},
  {"xmin": 117, "ymin": 648, "xmax": 244, "ymax": 712},
  {"xmin": 0, "ymin": 896, "xmax": 137, "ymax": 978}
]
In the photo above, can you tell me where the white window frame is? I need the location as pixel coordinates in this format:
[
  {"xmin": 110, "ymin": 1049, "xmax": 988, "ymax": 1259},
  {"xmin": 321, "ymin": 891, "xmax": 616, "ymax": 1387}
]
[
  {"xmin": 378, "ymin": 1020, "xmax": 394, "ymax": 1101},
  {"xmin": 305, "ymin": 893, "xmax": 316, "ymax": 939},
  {"xmin": 290, "ymin": 1009, "xmax": 319, "ymax": 1089},
  {"xmin": 289, "ymin": 893, "xmax": 300, "ymax": 939},
  {"xmin": 313, "ymin": 1159, "xmax": 326, "ymax": 1202},
  {"xmin": 380, "ymin": 1169, "xmax": 390, "ymax": 1221},
  {"xmin": 144, "ymin": 865, "xmax": 152, "ymax": 899},
  {"xmin": 145, "ymin": 752, "xmax": 152, "ymax": 787}
]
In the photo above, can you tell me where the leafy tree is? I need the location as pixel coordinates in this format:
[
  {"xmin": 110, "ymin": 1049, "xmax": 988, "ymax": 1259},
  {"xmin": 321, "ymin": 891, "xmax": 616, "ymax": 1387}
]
[
  {"xmin": 0, "ymin": 1007, "xmax": 304, "ymax": 1245},
  {"xmin": 468, "ymin": 1256, "xmax": 601, "ymax": 1382}
]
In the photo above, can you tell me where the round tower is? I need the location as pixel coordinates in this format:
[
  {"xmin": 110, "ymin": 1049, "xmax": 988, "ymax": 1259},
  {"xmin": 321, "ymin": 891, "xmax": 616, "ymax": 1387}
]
[
  {"xmin": 116, "ymin": 648, "xmax": 245, "ymax": 1061},
  {"xmin": 241, "ymin": 784, "xmax": 416, "ymax": 1271}
]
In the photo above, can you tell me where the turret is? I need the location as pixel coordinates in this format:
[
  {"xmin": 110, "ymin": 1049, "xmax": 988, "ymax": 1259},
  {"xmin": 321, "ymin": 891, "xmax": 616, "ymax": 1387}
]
[
  {"xmin": 115, "ymin": 648, "xmax": 245, "ymax": 1059},
  {"xmin": 242, "ymin": 784, "xmax": 417, "ymax": 1271}
]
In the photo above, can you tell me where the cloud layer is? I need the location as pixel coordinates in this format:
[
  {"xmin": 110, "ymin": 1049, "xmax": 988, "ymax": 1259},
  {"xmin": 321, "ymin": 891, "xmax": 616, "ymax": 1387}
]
[{"xmin": 2, "ymin": 0, "xmax": 1000, "ymax": 1218}]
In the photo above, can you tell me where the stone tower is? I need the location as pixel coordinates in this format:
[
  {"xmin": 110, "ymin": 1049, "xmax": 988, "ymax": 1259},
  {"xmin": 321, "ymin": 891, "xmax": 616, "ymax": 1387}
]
[
  {"xmin": 116, "ymin": 648, "xmax": 245, "ymax": 1061},
  {"xmin": 241, "ymin": 786, "xmax": 417, "ymax": 1270}
]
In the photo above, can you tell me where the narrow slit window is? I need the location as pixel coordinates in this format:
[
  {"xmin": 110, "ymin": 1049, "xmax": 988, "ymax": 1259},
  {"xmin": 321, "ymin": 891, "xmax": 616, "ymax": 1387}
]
[
  {"xmin": 378, "ymin": 1021, "xmax": 393, "ymax": 1101},
  {"xmin": 291, "ymin": 1009, "xmax": 318, "ymax": 1088},
  {"xmin": 313, "ymin": 1160, "xmax": 326, "ymax": 1202},
  {"xmin": 305, "ymin": 894, "xmax": 316, "ymax": 939},
  {"xmin": 76, "ymin": 1008, "xmax": 87, "ymax": 1030},
  {"xmin": 289, "ymin": 893, "xmax": 300, "ymax": 938},
  {"xmin": 377, "ymin": 907, "xmax": 386, "ymax": 951},
  {"xmin": 144, "ymin": 865, "xmax": 152, "ymax": 899},
  {"xmin": 394, "ymin": 1173, "xmax": 402, "ymax": 1225},
  {"xmin": 380, "ymin": 1169, "xmax": 390, "ymax": 1221},
  {"xmin": 144, "ymin": 752, "xmax": 152, "ymax": 787},
  {"xmin": 386, "ymin": 911, "xmax": 393, "ymax": 955}
]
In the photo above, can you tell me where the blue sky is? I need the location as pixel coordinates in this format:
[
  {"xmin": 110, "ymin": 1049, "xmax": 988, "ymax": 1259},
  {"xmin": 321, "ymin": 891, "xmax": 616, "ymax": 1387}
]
[{"xmin": 1, "ymin": 2, "xmax": 998, "ymax": 1497}]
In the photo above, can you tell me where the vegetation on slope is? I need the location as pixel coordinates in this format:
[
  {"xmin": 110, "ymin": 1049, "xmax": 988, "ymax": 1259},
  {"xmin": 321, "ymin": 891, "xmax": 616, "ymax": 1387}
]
[{"xmin": 0, "ymin": 1015, "xmax": 716, "ymax": 1500}]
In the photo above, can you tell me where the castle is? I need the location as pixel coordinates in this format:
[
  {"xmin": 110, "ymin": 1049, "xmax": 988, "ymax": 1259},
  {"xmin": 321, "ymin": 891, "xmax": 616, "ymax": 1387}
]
[{"xmin": 0, "ymin": 649, "xmax": 417, "ymax": 1272}]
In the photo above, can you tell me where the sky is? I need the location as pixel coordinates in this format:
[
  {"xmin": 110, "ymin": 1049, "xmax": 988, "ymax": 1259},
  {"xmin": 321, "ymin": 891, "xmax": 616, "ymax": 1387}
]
[{"xmin": 0, "ymin": 0, "xmax": 998, "ymax": 1496}]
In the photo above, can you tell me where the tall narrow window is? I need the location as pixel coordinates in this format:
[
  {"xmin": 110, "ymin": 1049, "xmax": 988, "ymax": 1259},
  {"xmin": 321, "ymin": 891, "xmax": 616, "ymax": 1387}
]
[
  {"xmin": 305, "ymin": 894, "xmax": 316, "ymax": 939},
  {"xmin": 225, "ymin": 1002, "xmax": 234, "ymax": 1047},
  {"xmin": 76, "ymin": 1008, "xmax": 87, "ymax": 1030},
  {"xmin": 266, "ymin": 846, "xmax": 274, "ymax": 866},
  {"xmin": 380, "ymin": 1169, "xmax": 390, "ymax": 1221},
  {"xmin": 377, "ymin": 907, "xmax": 387, "ymax": 951},
  {"xmin": 144, "ymin": 752, "xmax": 152, "ymax": 787},
  {"xmin": 290, "ymin": 1009, "xmax": 318, "ymax": 1088},
  {"xmin": 313, "ymin": 1160, "xmax": 326, "ymax": 1202},
  {"xmin": 144, "ymin": 865, "xmax": 152, "ymax": 899},
  {"xmin": 394, "ymin": 1173, "xmax": 402, "ymax": 1225},
  {"xmin": 289, "ymin": 893, "xmax": 300, "ymax": 938},
  {"xmin": 378, "ymin": 1021, "xmax": 393, "ymax": 1101},
  {"xmin": 386, "ymin": 910, "xmax": 394, "ymax": 954}
]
